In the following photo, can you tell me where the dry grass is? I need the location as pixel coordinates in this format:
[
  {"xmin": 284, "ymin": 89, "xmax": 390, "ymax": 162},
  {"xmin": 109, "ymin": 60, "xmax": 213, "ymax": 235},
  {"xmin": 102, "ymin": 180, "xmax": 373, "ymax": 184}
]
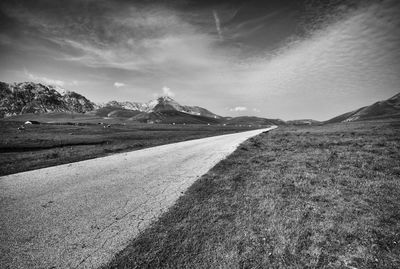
[
  {"xmin": 0, "ymin": 121, "xmax": 255, "ymax": 176},
  {"xmin": 104, "ymin": 120, "xmax": 400, "ymax": 269}
]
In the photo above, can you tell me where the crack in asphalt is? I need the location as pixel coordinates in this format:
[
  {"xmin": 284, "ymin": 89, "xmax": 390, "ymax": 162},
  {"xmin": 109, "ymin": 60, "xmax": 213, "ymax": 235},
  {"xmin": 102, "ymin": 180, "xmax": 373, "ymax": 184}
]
[{"xmin": 72, "ymin": 176, "xmax": 193, "ymax": 268}]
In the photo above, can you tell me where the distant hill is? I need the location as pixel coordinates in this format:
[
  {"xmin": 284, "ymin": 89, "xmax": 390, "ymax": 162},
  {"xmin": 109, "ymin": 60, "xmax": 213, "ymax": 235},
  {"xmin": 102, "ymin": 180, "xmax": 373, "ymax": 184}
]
[
  {"xmin": 286, "ymin": 119, "xmax": 321, "ymax": 125},
  {"xmin": 129, "ymin": 111, "xmax": 222, "ymax": 125},
  {"xmin": 224, "ymin": 116, "xmax": 284, "ymax": 126},
  {"xmin": 326, "ymin": 93, "xmax": 400, "ymax": 123},
  {"xmin": 87, "ymin": 106, "xmax": 142, "ymax": 118},
  {"xmin": 0, "ymin": 81, "xmax": 95, "ymax": 117}
]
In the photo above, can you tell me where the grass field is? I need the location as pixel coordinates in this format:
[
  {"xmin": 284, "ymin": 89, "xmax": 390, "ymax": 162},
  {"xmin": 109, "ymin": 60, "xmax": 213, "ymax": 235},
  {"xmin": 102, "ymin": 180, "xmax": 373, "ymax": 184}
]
[
  {"xmin": 104, "ymin": 120, "xmax": 400, "ymax": 269},
  {"xmin": 0, "ymin": 121, "xmax": 257, "ymax": 176}
]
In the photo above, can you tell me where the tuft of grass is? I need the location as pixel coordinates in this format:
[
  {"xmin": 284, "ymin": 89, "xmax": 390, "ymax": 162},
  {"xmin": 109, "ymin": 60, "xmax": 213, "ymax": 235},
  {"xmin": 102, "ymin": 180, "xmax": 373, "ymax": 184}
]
[{"xmin": 104, "ymin": 120, "xmax": 400, "ymax": 269}]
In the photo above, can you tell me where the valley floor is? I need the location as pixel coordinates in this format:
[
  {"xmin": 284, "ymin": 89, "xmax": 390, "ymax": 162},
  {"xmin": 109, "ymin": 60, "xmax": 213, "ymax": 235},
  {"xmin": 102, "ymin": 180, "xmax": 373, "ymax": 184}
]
[
  {"xmin": 0, "ymin": 121, "xmax": 256, "ymax": 176},
  {"xmin": 104, "ymin": 120, "xmax": 400, "ymax": 269}
]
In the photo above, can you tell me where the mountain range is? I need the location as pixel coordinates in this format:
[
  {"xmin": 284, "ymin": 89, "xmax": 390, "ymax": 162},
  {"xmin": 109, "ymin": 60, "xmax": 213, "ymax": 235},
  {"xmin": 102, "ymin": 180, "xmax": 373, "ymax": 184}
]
[
  {"xmin": 0, "ymin": 82, "xmax": 282, "ymax": 125},
  {"xmin": 97, "ymin": 97, "xmax": 221, "ymax": 119},
  {"xmin": 0, "ymin": 81, "xmax": 399, "ymax": 124},
  {"xmin": 92, "ymin": 96, "xmax": 282, "ymax": 125}
]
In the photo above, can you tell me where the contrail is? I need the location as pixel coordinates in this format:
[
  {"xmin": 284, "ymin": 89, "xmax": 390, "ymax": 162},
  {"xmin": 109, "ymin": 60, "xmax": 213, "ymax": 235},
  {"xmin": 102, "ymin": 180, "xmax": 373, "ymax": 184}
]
[{"xmin": 213, "ymin": 10, "xmax": 223, "ymax": 41}]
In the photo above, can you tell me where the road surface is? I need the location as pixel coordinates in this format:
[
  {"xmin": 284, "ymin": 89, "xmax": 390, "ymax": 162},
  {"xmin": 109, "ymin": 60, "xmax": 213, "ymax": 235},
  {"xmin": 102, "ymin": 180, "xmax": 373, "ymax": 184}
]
[{"xmin": 0, "ymin": 126, "xmax": 276, "ymax": 269}]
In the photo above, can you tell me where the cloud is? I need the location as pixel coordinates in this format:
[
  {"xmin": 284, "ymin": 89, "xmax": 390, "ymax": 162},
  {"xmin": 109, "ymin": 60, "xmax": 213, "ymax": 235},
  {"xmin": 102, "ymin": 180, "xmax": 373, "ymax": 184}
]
[
  {"xmin": 162, "ymin": 86, "xmax": 175, "ymax": 97},
  {"xmin": 114, "ymin": 82, "xmax": 125, "ymax": 88},
  {"xmin": 22, "ymin": 69, "xmax": 83, "ymax": 87},
  {"xmin": 209, "ymin": 2, "xmax": 400, "ymax": 98},
  {"xmin": 225, "ymin": 0, "xmax": 400, "ymax": 119},
  {"xmin": 152, "ymin": 86, "xmax": 176, "ymax": 98},
  {"xmin": 25, "ymin": 70, "xmax": 65, "ymax": 86},
  {"xmin": 230, "ymin": 106, "xmax": 247, "ymax": 112},
  {"xmin": 10, "ymin": 4, "xmax": 222, "ymax": 73}
]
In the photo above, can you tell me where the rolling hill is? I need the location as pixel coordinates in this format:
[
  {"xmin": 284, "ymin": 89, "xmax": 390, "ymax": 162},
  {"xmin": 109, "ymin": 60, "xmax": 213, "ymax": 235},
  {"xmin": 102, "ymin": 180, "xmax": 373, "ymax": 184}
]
[
  {"xmin": 87, "ymin": 106, "xmax": 141, "ymax": 118},
  {"xmin": 223, "ymin": 116, "xmax": 284, "ymax": 126},
  {"xmin": 286, "ymin": 119, "xmax": 321, "ymax": 125},
  {"xmin": 326, "ymin": 93, "xmax": 400, "ymax": 123}
]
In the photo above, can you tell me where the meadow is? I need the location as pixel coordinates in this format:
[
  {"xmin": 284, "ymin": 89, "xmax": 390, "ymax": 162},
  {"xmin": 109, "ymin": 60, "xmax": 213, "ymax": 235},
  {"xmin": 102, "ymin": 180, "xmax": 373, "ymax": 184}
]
[
  {"xmin": 0, "ymin": 121, "xmax": 255, "ymax": 176},
  {"xmin": 104, "ymin": 120, "xmax": 400, "ymax": 269}
]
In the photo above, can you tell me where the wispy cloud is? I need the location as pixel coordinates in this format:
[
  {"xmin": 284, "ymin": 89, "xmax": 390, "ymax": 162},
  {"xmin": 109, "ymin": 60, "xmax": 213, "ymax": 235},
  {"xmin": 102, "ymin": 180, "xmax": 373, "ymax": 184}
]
[
  {"xmin": 213, "ymin": 10, "xmax": 223, "ymax": 41},
  {"xmin": 25, "ymin": 70, "xmax": 65, "ymax": 87}
]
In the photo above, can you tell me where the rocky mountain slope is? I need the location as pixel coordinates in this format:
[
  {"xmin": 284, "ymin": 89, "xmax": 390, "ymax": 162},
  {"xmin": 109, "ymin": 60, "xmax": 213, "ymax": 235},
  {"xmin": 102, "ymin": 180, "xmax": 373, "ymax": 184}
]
[
  {"xmin": 0, "ymin": 82, "xmax": 95, "ymax": 117},
  {"xmin": 326, "ymin": 92, "xmax": 400, "ymax": 123},
  {"xmin": 99, "ymin": 100, "xmax": 156, "ymax": 112}
]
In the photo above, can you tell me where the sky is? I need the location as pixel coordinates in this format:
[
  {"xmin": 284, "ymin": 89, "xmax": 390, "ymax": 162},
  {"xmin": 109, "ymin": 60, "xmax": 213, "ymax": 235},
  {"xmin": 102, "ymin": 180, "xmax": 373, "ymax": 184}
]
[{"xmin": 0, "ymin": 0, "xmax": 399, "ymax": 120}]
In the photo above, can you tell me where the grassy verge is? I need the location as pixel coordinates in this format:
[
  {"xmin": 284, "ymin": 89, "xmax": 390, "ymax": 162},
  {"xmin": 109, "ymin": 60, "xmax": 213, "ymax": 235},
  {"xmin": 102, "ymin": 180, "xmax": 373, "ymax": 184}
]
[
  {"xmin": 0, "ymin": 121, "xmax": 257, "ymax": 176},
  {"xmin": 104, "ymin": 120, "xmax": 400, "ymax": 269}
]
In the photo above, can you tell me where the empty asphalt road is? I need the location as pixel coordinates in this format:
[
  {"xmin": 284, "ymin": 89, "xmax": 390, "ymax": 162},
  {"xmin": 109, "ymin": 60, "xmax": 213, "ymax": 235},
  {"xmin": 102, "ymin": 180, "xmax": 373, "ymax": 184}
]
[{"xmin": 0, "ymin": 126, "xmax": 276, "ymax": 269}]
